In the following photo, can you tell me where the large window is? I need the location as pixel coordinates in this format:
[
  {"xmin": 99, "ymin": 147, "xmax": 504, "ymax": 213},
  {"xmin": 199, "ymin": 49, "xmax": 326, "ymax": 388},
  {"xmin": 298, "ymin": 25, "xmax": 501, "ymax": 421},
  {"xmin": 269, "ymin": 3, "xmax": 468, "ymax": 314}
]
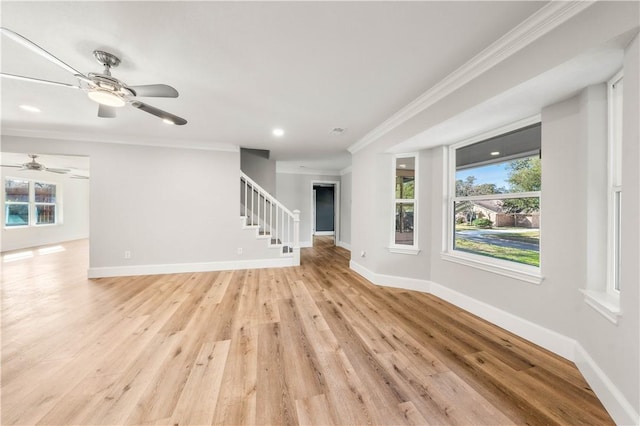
[
  {"xmin": 447, "ymin": 122, "xmax": 541, "ymax": 277},
  {"xmin": 390, "ymin": 154, "xmax": 419, "ymax": 254},
  {"xmin": 4, "ymin": 178, "xmax": 58, "ymax": 227}
]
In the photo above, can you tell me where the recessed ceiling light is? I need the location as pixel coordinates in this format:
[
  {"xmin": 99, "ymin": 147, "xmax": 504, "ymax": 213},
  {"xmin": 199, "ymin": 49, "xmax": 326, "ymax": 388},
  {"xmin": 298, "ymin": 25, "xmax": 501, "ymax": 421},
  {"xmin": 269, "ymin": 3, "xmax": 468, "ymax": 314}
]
[
  {"xmin": 162, "ymin": 119, "xmax": 175, "ymax": 125},
  {"xmin": 272, "ymin": 128, "xmax": 284, "ymax": 137},
  {"xmin": 490, "ymin": 151, "xmax": 501, "ymax": 156},
  {"xmin": 19, "ymin": 105, "xmax": 40, "ymax": 113}
]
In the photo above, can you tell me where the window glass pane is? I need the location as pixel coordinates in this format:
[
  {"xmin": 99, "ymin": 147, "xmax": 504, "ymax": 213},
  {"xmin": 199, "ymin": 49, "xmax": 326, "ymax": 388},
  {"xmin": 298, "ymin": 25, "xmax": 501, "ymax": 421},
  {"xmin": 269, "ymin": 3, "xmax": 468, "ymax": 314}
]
[
  {"xmin": 454, "ymin": 198, "xmax": 540, "ymax": 266},
  {"xmin": 5, "ymin": 204, "xmax": 29, "ymax": 226},
  {"xmin": 614, "ymin": 191, "xmax": 621, "ymax": 291},
  {"xmin": 456, "ymin": 156, "xmax": 541, "ymax": 197},
  {"xmin": 5, "ymin": 179, "xmax": 29, "ymax": 202},
  {"xmin": 395, "ymin": 202, "xmax": 414, "ymax": 245},
  {"xmin": 35, "ymin": 204, "xmax": 56, "ymax": 225},
  {"xmin": 35, "ymin": 182, "xmax": 56, "ymax": 203},
  {"xmin": 395, "ymin": 157, "xmax": 415, "ymax": 199}
]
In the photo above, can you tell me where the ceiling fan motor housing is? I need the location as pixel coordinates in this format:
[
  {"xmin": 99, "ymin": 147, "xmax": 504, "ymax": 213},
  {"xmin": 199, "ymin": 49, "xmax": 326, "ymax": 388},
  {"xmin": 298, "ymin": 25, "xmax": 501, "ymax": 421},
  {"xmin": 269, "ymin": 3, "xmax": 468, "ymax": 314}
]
[{"xmin": 93, "ymin": 50, "xmax": 120, "ymax": 70}]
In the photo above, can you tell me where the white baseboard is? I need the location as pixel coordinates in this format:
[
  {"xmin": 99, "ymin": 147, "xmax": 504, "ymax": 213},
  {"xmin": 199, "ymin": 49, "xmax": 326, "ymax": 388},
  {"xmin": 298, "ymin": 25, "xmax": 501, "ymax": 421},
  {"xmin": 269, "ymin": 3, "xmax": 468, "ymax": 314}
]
[
  {"xmin": 337, "ymin": 241, "xmax": 351, "ymax": 251},
  {"xmin": 574, "ymin": 343, "xmax": 639, "ymax": 426},
  {"xmin": 348, "ymin": 261, "xmax": 638, "ymax": 424},
  {"xmin": 314, "ymin": 231, "xmax": 335, "ymax": 236},
  {"xmin": 428, "ymin": 281, "xmax": 576, "ymax": 361},
  {"xmin": 299, "ymin": 240, "xmax": 313, "ymax": 248},
  {"xmin": 88, "ymin": 257, "xmax": 297, "ymax": 278},
  {"xmin": 349, "ymin": 260, "xmax": 430, "ymax": 293}
]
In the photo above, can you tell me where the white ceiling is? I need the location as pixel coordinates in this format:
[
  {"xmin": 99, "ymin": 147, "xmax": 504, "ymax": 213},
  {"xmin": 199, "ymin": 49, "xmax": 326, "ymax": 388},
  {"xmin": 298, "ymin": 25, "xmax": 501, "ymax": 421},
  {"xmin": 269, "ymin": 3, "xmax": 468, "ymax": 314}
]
[{"xmin": 1, "ymin": 1, "xmax": 546, "ymax": 170}]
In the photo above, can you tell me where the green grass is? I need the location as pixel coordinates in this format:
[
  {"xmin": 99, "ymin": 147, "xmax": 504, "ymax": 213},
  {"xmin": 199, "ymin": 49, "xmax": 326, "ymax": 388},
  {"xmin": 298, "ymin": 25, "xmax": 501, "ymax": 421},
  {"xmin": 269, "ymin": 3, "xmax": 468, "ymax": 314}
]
[
  {"xmin": 479, "ymin": 231, "xmax": 539, "ymax": 245},
  {"xmin": 455, "ymin": 238, "xmax": 540, "ymax": 267}
]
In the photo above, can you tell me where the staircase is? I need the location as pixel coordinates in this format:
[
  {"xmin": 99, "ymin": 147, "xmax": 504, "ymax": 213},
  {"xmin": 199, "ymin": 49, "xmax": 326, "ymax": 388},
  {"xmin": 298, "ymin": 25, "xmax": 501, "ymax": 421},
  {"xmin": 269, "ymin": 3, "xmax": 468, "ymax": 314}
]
[{"xmin": 240, "ymin": 172, "xmax": 300, "ymax": 266}]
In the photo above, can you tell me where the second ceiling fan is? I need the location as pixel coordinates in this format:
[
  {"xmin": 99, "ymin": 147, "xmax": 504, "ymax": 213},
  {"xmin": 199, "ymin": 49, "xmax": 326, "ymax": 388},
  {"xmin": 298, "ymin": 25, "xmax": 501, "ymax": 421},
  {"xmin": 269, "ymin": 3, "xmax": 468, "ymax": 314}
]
[{"xmin": 1, "ymin": 27, "xmax": 187, "ymax": 125}]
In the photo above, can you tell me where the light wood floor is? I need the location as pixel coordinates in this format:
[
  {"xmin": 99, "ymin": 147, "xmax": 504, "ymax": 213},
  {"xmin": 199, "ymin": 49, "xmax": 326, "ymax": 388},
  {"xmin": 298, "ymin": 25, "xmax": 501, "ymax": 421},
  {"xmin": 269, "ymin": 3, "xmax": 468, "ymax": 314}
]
[{"xmin": 1, "ymin": 237, "xmax": 613, "ymax": 425}]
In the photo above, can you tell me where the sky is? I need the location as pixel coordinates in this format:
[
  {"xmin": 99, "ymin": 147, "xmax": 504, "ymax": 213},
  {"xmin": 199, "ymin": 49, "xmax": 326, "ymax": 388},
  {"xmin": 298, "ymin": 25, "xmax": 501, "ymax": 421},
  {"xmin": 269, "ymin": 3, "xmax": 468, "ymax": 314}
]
[{"xmin": 456, "ymin": 162, "xmax": 510, "ymax": 189}]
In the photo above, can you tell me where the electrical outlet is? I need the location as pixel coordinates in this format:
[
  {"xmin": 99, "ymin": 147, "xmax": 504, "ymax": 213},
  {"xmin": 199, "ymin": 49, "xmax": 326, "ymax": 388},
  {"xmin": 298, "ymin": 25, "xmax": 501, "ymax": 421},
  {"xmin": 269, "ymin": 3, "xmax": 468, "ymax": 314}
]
[
  {"xmin": 360, "ymin": 250, "xmax": 366, "ymax": 258},
  {"xmin": 237, "ymin": 248, "xmax": 243, "ymax": 255},
  {"xmin": 124, "ymin": 250, "xmax": 131, "ymax": 259}
]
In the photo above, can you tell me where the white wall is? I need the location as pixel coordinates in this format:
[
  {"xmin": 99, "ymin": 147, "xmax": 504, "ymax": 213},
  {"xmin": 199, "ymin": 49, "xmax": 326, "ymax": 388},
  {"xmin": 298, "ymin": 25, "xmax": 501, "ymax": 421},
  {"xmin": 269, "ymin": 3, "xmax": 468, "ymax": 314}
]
[
  {"xmin": 276, "ymin": 172, "xmax": 341, "ymax": 247},
  {"xmin": 339, "ymin": 171, "xmax": 352, "ymax": 247},
  {"xmin": 349, "ymin": 4, "xmax": 639, "ymax": 423},
  {"xmin": 1, "ymin": 136, "xmax": 289, "ymax": 274},
  {"xmin": 1, "ymin": 165, "xmax": 90, "ymax": 252},
  {"xmin": 241, "ymin": 148, "xmax": 276, "ymax": 195}
]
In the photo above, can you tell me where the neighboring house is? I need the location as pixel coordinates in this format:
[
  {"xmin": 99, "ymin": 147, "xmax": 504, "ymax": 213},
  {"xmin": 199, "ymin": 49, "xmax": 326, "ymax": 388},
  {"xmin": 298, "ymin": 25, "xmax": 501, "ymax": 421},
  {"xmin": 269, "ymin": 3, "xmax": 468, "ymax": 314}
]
[{"xmin": 457, "ymin": 200, "xmax": 540, "ymax": 228}]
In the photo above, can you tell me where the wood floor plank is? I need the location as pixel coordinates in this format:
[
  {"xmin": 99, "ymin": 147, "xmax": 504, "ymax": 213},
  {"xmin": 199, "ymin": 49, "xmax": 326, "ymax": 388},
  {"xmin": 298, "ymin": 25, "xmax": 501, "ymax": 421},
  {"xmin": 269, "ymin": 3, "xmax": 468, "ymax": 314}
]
[
  {"xmin": 1, "ymin": 237, "xmax": 615, "ymax": 425},
  {"xmin": 211, "ymin": 321, "xmax": 258, "ymax": 425},
  {"xmin": 256, "ymin": 322, "xmax": 299, "ymax": 425},
  {"xmin": 170, "ymin": 339, "xmax": 231, "ymax": 425},
  {"xmin": 295, "ymin": 393, "xmax": 337, "ymax": 425}
]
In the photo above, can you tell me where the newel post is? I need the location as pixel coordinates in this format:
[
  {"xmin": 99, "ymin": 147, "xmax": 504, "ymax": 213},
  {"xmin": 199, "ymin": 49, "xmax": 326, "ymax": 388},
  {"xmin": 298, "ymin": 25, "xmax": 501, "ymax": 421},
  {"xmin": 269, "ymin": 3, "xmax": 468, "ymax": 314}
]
[{"xmin": 293, "ymin": 209, "xmax": 301, "ymax": 265}]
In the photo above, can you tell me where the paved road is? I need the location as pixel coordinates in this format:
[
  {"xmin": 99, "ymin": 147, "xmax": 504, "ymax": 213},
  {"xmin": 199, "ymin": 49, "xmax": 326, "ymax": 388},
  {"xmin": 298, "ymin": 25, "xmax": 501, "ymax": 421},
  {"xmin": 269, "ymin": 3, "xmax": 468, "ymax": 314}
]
[{"xmin": 456, "ymin": 229, "xmax": 539, "ymax": 251}]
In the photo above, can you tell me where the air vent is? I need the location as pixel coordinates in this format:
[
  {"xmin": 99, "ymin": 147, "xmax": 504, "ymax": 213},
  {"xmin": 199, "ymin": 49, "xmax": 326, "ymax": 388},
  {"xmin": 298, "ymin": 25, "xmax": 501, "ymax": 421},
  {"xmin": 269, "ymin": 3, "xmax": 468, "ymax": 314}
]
[{"xmin": 329, "ymin": 127, "xmax": 347, "ymax": 135}]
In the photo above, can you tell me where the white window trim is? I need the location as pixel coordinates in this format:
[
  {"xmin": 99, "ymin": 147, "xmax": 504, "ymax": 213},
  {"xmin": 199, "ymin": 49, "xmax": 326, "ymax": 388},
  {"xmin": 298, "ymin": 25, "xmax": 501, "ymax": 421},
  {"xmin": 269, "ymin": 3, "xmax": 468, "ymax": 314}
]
[
  {"xmin": 582, "ymin": 71, "xmax": 623, "ymax": 323},
  {"xmin": 441, "ymin": 115, "xmax": 543, "ymax": 285},
  {"xmin": 388, "ymin": 153, "xmax": 420, "ymax": 255},
  {"xmin": 4, "ymin": 177, "xmax": 60, "ymax": 228}
]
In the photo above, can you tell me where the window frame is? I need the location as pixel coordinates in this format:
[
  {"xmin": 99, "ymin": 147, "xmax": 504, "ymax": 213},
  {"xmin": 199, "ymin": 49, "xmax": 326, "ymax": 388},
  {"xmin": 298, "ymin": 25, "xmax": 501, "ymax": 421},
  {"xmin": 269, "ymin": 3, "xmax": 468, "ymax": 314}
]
[
  {"xmin": 606, "ymin": 70, "xmax": 623, "ymax": 296},
  {"xmin": 388, "ymin": 153, "xmax": 420, "ymax": 255},
  {"xmin": 4, "ymin": 177, "xmax": 60, "ymax": 228},
  {"xmin": 580, "ymin": 71, "xmax": 623, "ymax": 324},
  {"xmin": 441, "ymin": 116, "xmax": 543, "ymax": 284}
]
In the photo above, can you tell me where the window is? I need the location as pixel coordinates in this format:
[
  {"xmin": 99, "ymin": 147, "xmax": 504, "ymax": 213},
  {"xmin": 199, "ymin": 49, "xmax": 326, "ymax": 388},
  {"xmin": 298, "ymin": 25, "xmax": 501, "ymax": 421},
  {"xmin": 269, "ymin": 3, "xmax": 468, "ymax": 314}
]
[
  {"xmin": 607, "ymin": 71, "xmax": 623, "ymax": 294},
  {"xmin": 389, "ymin": 154, "xmax": 419, "ymax": 254},
  {"xmin": 580, "ymin": 72, "xmax": 623, "ymax": 324},
  {"xmin": 444, "ymin": 121, "xmax": 542, "ymax": 283},
  {"xmin": 4, "ymin": 178, "xmax": 58, "ymax": 227}
]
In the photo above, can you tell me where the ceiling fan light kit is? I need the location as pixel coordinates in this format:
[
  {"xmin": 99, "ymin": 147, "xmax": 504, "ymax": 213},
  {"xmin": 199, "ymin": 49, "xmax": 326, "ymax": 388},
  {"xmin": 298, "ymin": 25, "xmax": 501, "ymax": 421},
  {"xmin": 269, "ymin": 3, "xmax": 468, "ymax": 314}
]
[
  {"xmin": 87, "ymin": 89, "xmax": 126, "ymax": 107},
  {"xmin": 0, "ymin": 27, "xmax": 187, "ymax": 125}
]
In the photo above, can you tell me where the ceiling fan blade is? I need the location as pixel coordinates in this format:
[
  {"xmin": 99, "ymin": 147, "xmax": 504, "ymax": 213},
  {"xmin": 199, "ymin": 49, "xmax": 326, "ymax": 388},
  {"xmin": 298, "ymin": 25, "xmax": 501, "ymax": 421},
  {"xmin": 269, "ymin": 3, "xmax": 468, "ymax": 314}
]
[
  {"xmin": 98, "ymin": 104, "xmax": 117, "ymax": 118},
  {"xmin": 70, "ymin": 175, "xmax": 89, "ymax": 180},
  {"xmin": 1, "ymin": 72, "xmax": 81, "ymax": 89},
  {"xmin": 127, "ymin": 84, "xmax": 179, "ymax": 98},
  {"xmin": 1, "ymin": 27, "xmax": 87, "ymax": 79},
  {"xmin": 45, "ymin": 168, "xmax": 70, "ymax": 174},
  {"xmin": 1, "ymin": 164, "xmax": 22, "ymax": 168},
  {"xmin": 130, "ymin": 101, "xmax": 187, "ymax": 125}
]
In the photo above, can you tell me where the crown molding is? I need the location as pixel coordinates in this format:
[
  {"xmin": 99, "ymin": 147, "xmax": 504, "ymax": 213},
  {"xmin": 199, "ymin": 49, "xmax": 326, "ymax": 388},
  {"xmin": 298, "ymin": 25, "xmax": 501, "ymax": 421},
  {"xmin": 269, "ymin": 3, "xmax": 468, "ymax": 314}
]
[
  {"xmin": 275, "ymin": 164, "xmax": 340, "ymax": 176},
  {"xmin": 340, "ymin": 165, "xmax": 352, "ymax": 175},
  {"xmin": 1, "ymin": 127, "xmax": 239, "ymax": 153},
  {"xmin": 348, "ymin": 1, "xmax": 594, "ymax": 154}
]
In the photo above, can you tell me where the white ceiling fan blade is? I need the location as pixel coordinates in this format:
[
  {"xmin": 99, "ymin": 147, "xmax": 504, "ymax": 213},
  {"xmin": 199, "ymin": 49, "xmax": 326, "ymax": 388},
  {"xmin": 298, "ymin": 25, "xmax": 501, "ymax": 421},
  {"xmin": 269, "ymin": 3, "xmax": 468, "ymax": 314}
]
[
  {"xmin": 70, "ymin": 175, "xmax": 89, "ymax": 180},
  {"xmin": 1, "ymin": 72, "xmax": 81, "ymax": 89},
  {"xmin": 45, "ymin": 168, "xmax": 71, "ymax": 174},
  {"xmin": 1, "ymin": 164, "xmax": 22, "ymax": 168},
  {"xmin": 97, "ymin": 104, "xmax": 117, "ymax": 118},
  {"xmin": 127, "ymin": 84, "xmax": 179, "ymax": 98},
  {"xmin": 1, "ymin": 27, "xmax": 87, "ymax": 79},
  {"xmin": 130, "ymin": 101, "xmax": 187, "ymax": 125}
]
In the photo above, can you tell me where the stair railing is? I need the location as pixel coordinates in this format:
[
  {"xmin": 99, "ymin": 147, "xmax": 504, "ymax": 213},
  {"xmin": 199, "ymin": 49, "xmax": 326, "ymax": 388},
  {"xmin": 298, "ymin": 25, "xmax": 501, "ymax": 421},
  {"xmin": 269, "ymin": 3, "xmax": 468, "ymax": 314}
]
[{"xmin": 240, "ymin": 172, "xmax": 300, "ymax": 264}]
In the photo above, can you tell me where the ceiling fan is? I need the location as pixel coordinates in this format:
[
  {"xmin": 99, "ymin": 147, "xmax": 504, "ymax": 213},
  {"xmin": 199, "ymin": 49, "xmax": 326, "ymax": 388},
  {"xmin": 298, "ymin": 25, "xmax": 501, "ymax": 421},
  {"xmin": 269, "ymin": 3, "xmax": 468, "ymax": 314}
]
[
  {"xmin": 0, "ymin": 27, "xmax": 187, "ymax": 125},
  {"xmin": 1, "ymin": 154, "xmax": 71, "ymax": 174}
]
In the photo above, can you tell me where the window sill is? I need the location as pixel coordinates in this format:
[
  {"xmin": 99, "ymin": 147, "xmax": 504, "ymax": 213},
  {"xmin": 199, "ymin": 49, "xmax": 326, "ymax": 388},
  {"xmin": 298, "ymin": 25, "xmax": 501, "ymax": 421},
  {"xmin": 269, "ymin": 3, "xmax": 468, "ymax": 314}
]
[
  {"xmin": 387, "ymin": 246, "xmax": 421, "ymax": 255},
  {"xmin": 440, "ymin": 251, "xmax": 543, "ymax": 285},
  {"xmin": 580, "ymin": 289, "xmax": 622, "ymax": 324}
]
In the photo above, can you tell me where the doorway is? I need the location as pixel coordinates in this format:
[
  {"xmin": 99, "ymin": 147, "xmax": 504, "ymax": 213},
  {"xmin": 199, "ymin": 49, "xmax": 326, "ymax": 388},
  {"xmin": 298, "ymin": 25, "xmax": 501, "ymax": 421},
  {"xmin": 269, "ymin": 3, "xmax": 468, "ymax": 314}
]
[{"xmin": 311, "ymin": 180, "xmax": 339, "ymax": 246}]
